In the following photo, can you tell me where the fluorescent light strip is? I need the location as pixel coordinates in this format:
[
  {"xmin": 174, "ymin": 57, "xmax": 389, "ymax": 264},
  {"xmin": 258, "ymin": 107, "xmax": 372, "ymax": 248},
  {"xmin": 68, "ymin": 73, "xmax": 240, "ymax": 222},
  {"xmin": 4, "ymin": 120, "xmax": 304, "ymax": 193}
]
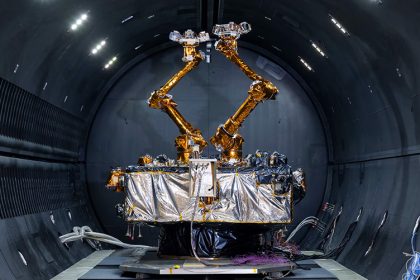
[
  {"xmin": 104, "ymin": 56, "xmax": 117, "ymax": 69},
  {"xmin": 299, "ymin": 57, "xmax": 313, "ymax": 71},
  {"xmin": 272, "ymin": 45, "xmax": 281, "ymax": 52},
  {"xmin": 311, "ymin": 42, "xmax": 326, "ymax": 57},
  {"xmin": 70, "ymin": 13, "xmax": 88, "ymax": 31},
  {"xmin": 121, "ymin": 15, "xmax": 134, "ymax": 24},
  {"xmin": 91, "ymin": 40, "xmax": 107, "ymax": 55},
  {"xmin": 330, "ymin": 16, "xmax": 349, "ymax": 35}
]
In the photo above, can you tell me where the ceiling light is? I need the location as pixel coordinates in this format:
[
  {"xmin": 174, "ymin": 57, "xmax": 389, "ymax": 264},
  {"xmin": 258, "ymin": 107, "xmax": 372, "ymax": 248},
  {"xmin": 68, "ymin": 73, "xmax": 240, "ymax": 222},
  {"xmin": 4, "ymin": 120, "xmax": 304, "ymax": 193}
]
[
  {"xmin": 311, "ymin": 41, "xmax": 327, "ymax": 57},
  {"xmin": 104, "ymin": 56, "xmax": 117, "ymax": 69},
  {"xmin": 272, "ymin": 45, "xmax": 281, "ymax": 52},
  {"xmin": 91, "ymin": 40, "xmax": 107, "ymax": 55},
  {"xmin": 121, "ymin": 15, "xmax": 134, "ymax": 24},
  {"xmin": 13, "ymin": 64, "xmax": 19, "ymax": 74},
  {"xmin": 299, "ymin": 57, "xmax": 313, "ymax": 71},
  {"xmin": 330, "ymin": 15, "xmax": 349, "ymax": 35},
  {"xmin": 70, "ymin": 13, "xmax": 88, "ymax": 31}
]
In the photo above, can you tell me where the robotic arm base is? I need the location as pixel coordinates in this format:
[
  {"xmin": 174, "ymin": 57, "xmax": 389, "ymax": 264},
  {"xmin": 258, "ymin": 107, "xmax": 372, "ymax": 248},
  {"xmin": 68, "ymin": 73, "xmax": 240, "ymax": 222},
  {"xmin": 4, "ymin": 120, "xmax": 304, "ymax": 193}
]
[
  {"xmin": 175, "ymin": 133, "xmax": 208, "ymax": 164},
  {"xmin": 210, "ymin": 126, "xmax": 244, "ymax": 162}
]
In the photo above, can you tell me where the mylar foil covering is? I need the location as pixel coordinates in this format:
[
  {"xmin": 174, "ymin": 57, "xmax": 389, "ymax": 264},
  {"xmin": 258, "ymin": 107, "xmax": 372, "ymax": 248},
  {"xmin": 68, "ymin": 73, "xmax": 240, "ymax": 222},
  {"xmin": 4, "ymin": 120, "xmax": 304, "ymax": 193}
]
[{"xmin": 124, "ymin": 171, "xmax": 291, "ymax": 224}]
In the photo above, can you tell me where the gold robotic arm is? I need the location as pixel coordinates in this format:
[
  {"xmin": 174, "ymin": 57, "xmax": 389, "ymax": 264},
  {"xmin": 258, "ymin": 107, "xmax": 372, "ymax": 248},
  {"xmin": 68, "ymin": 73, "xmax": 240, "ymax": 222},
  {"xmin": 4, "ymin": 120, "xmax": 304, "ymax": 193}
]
[
  {"xmin": 210, "ymin": 22, "xmax": 279, "ymax": 162},
  {"xmin": 148, "ymin": 30, "xmax": 210, "ymax": 163}
]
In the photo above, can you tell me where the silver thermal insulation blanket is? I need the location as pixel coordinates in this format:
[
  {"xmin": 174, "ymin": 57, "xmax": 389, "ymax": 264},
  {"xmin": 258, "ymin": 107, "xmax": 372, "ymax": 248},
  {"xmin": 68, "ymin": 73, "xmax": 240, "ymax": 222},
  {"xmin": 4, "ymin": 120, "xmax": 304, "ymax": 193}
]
[{"xmin": 124, "ymin": 171, "xmax": 292, "ymax": 224}]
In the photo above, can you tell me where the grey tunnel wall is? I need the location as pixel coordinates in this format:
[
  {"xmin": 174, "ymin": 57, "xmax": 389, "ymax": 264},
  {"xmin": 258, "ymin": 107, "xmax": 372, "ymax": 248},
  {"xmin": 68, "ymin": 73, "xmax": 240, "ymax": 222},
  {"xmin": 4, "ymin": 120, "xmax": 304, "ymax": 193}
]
[
  {"xmin": 0, "ymin": 0, "xmax": 419, "ymax": 279},
  {"xmin": 0, "ymin": 78, "xmax": 102, "ymax": 279}
]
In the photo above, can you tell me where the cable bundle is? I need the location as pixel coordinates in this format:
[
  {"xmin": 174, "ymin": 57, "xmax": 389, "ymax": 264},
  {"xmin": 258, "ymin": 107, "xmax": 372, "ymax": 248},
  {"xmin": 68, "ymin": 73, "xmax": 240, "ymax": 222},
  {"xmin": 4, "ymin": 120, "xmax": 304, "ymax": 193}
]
[
  {"xmin": 59, "ymin": 226, "xmax": 158, "ymax": 251},
  {"xmin": 403, "ymin": 216, "xmax": 420, "ymax": 280},
  {"xmin": 285, "ymin": 216, "xmax": 326, "ymax": 243}
]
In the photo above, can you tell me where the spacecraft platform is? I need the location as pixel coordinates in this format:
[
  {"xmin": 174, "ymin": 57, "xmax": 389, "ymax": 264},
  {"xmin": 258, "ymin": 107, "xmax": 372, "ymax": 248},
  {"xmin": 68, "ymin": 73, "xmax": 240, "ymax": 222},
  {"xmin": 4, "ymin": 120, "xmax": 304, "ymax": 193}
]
[
  {"xmin": 119, "ymin": 255, "xmax": 295, "ymax": 277},
  {"xmin": 51, "ymin": 249, "xmax": 367, "ymax": 280}
]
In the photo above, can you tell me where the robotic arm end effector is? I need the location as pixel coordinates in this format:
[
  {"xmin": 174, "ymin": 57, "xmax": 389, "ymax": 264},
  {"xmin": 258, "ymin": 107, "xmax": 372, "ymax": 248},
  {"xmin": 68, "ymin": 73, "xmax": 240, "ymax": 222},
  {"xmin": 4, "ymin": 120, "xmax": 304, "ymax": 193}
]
[
  {"xmin": 170, "ymin": 30, "xmax": 210, "ymax": 62},
  {"xmin": 213, "ymin": 22, "xmax": 251, "ymax": 38}
]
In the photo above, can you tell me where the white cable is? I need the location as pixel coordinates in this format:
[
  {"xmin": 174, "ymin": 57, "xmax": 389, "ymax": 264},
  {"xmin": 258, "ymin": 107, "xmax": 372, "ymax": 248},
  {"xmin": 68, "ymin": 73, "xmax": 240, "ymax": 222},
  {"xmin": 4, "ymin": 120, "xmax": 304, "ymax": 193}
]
[
  {"xmin": 286, "ymin": 217, "xmax": 321, "ymax": 242},
  {"xmin": 59, "ymin": 226, "xmax": 157, "ymax": 251}
]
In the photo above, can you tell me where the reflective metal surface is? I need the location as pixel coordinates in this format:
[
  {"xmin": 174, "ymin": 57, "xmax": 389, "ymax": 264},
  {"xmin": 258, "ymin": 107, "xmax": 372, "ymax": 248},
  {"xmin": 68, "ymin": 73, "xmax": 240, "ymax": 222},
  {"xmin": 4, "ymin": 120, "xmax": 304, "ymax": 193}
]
[{"xmin": 124, "ymin": 171, "xmax": 292, "ymax": 224}]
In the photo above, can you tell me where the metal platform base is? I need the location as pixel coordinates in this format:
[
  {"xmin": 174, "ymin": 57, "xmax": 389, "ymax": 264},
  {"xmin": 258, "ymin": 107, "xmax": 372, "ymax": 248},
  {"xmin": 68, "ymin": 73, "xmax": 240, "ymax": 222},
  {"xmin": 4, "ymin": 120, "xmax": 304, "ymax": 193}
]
[
  {"xmin": 52, "ymin": 249, "xmax": 367, "ymax": 280},
  {"xmin": 120, "ymin": 258, "xmax": 294, "ymax": 276}
]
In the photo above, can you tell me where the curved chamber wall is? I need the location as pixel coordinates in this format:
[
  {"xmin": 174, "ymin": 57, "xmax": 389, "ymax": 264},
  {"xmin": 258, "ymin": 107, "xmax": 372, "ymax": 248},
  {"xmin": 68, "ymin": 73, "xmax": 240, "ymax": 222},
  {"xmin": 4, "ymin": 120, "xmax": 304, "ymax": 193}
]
[
  {"xmin": 0, "ymin": 78, "xmax": 102, "ymax": 279},
  {"xmin": 86, "ymin": 47, "xmax": 329, "ymax": 242},
  {"xmin": 0, "ymin": 1, "xmax": 419, "ymax": 279}
]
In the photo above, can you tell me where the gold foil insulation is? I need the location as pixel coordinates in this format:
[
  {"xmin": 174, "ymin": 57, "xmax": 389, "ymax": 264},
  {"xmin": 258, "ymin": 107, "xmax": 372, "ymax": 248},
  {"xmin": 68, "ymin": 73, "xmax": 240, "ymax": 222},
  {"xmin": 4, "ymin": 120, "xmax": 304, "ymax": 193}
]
[
  {"xmin": 148, "ymin": 30, "xmax": 209, "ymax": 163},
  {"xmin": 106, "ymin": 168, "xmax": 125, "ymax": 192},
  {"xmin": 210, "ymin": 22, "xmax": 279, "ymax": 162}
]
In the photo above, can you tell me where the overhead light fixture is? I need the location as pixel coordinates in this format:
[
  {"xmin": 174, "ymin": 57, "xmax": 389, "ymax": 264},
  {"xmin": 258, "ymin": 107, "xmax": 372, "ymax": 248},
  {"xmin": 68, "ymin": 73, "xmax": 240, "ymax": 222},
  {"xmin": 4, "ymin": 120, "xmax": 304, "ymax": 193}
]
[
  {"xmin": 272, "ymin": 45, "xmax": 281, "ymax": 52},
  {"xmin": 310, "ymin": 41, "xmax": 327, "ymax": 57},
  {"xmin": 13, "ymin": 64, "xmax": 19, "ymax": 74},
  {"xmin": 91, "ymin": 40, "xmax": 106, "ymax": 55},
  {"xmin": 330, "ymin": 15, "xmax": 349, "ymax": 35},
  {"xmin": 121, "ymin": 15, "xmax": 134, "ymax": 24},
  {"xmin": 70, "ymin": 13, "xmax": 88, "ymax": 31},
  {"xmin": 104, "ymin": 56, "xmax": 117, "ymax": 69},
  {"xmin": 299, "ymin": 57, "xmax": 313, "ymax": 72}
]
